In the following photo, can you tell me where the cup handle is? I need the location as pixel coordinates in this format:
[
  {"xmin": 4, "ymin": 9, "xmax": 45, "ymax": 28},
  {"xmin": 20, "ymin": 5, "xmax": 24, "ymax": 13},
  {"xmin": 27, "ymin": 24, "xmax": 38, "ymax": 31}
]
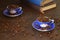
[
  {"xmin": 7, "ymin": 6, "xmax": 8, "ymax": 8},
  {"xmin": 51, "ymin": 19, "xmax": 54, "ymax": 23},
  {"xmin": 19, "ymin": 7, "xmax": 22, "ymax": 11}
]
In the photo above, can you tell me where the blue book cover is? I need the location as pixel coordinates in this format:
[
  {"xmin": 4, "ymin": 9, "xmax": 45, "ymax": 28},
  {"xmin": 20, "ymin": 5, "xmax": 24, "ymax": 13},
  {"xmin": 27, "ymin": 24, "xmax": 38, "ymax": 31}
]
[{"xmin": 28, "ymin": 0, "xmax": 42, "ymax": 6}]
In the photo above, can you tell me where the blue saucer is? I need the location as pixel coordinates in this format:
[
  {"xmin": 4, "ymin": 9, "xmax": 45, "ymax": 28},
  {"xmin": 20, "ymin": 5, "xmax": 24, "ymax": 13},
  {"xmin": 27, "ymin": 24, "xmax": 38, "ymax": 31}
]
[
  {"xmin": 32, "ymin": 19, "xmax": 55, "ymax": 31},
  {"xmin": 3, "ymin": 7, "xmax": 23, "ymax": 17}
]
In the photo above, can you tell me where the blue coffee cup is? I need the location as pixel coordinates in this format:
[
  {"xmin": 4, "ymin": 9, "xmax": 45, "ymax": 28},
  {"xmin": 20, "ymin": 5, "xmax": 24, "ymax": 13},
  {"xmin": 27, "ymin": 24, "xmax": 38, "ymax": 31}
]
[
  {"xmin": 32, "ymin": 19, "xmax": 55, "ymax": 31},
  {"xmin": 3, "ymin": 7, "xmax": 23, "ymax": 17}
]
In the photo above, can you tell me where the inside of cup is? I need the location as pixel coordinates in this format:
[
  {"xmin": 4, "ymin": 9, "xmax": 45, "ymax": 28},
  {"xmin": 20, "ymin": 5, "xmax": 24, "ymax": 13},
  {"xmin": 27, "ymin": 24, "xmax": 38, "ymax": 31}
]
[{"xmin": 37, "ymin": 16, "xmax": 51, "ymax": 22}]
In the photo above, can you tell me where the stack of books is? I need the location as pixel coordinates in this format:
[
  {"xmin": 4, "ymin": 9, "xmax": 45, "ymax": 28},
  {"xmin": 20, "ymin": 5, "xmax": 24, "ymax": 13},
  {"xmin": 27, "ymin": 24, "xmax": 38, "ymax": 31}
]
[{"xmin": 28, "ymin": 0, "xmax": 56, "ymax": 13}]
